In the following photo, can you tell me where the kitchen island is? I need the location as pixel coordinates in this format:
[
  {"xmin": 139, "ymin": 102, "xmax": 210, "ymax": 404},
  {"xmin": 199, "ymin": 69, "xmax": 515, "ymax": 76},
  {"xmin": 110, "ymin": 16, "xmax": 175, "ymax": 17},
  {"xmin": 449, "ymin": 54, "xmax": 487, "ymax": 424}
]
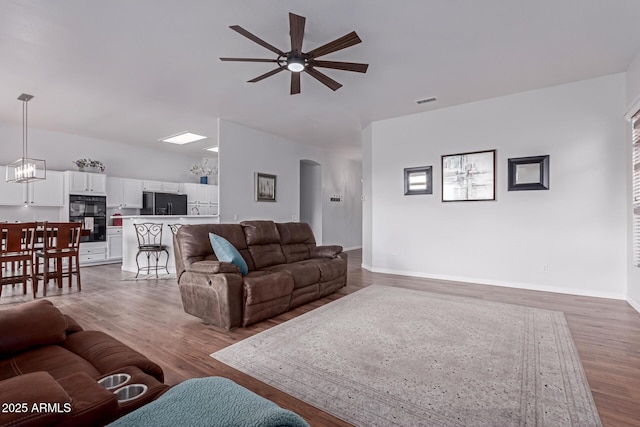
[{"xmin": 116, "ymin": 215, "xmax": 220, "ymax": 274}]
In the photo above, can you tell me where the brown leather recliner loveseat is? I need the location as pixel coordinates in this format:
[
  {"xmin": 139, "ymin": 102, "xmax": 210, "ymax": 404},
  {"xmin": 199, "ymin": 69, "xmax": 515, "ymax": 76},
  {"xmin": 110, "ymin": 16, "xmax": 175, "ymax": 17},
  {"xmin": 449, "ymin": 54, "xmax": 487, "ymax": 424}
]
[
  {"xmin": 173, "ymin": 220, "xmax": 347, "ymax": 330},
  {"xmin": 0, "ymin": 299, "xmax": 168, "ymax": 427}
]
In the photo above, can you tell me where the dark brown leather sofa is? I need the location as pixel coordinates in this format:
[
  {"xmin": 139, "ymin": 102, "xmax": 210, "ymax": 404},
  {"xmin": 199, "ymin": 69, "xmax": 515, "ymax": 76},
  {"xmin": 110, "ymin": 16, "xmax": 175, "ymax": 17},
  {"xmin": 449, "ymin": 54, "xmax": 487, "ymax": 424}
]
[
  {"xmin": 174, "ymin": 220, "xmax": 347, "ymax": 330},
  {"xmin": 0, "ymin": 299, "xmax": 168, "ymax": 427}
]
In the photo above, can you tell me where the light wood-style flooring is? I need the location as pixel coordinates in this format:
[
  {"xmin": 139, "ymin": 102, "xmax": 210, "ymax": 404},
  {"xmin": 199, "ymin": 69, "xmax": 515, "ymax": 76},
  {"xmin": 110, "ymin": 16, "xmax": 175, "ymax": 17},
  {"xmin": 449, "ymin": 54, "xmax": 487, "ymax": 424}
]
[{"xmin": 1, "ymin": 250, "xmax": 640, "ymax": 426}]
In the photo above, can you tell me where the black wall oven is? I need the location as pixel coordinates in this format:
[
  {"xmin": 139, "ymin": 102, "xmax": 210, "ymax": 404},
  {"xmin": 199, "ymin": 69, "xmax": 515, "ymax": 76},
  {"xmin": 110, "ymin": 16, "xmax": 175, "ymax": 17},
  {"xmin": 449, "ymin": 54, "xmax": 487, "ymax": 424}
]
[{"xmin": 69, "ymin": 195, "xmax": 107, "ymax": 242}]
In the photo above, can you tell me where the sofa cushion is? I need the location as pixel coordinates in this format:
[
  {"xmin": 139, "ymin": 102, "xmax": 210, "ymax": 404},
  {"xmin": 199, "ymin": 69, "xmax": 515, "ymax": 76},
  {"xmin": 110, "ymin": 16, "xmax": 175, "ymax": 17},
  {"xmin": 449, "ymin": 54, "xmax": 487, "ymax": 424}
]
[
  {"xmin": 209, "ymin": 233, "xmax": 248, "ymax": 275},
  {"xmin": 62, "ymin": 331, "xmax": 165, "ymax": 381},
  {"xmin": 176, "ymin": 224, "xmax": 254, "ymax": 272},
  {"xmin": 265, "ymin": 261, "xmax": 321, "ymax": 289},
  {"xmin": 0, "ymin": 299, "xmax": 67, "ymax": 357},
  {"xmin": 241, "ymin": 220, "xmax": 282, "ymax": 245},
  {"xmin": 242, "ymin": 271, "xmax": 294, "ymax": 305},
  {"xmin": 7, "ymin": 345, "xmax": 101, "ymax": 380},
  {"xmin": 309, "ymin": 257, "xmax": 348, "ymax": 282},
  {"xmin": 0, "ymin": 372, "xmax": 71, "ymax": 427},
  {"xmin": 247, "ymin": 243, "xmax": 287, "ymax": 270},
  {"xmin": 276, "ymin": 222, "xmax": 316, "ymax": 245},
  {"xmin": 276, "ymin": 222, "xmax": 316, "ymax": 263}
]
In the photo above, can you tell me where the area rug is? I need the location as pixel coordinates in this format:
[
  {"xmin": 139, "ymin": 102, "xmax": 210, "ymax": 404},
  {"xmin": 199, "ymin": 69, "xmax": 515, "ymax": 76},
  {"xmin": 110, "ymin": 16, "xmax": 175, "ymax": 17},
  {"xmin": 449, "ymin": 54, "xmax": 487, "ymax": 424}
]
[
  {"xmin": 211, "ymin": 285, "xmax": 601, "ymax": 427},
  {"xmin": 120, "ymin": 271, "xmax": 176, "ymax": 281}
]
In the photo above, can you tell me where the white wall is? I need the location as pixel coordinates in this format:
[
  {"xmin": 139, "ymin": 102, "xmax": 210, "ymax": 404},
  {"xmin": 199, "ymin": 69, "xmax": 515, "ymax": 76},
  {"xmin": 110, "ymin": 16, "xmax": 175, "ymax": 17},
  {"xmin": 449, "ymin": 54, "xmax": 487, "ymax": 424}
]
[
  {"xmin": 0, "ymin": 123, "xmax": 201, "ymax": 182},
  {"xmin": 0, "ymin": 122, "xmax": 203, "ymax": 222},
  {"xmin": 218, "ymin": 119, "xmax": 362, "ymax": 249},
  {"xmin": 625, "ymin": 49, "xmax": 640, "ymax": 310},
  {"xmin": 364, "ymin": 74, "xmax": 627, "ymax": 299}
]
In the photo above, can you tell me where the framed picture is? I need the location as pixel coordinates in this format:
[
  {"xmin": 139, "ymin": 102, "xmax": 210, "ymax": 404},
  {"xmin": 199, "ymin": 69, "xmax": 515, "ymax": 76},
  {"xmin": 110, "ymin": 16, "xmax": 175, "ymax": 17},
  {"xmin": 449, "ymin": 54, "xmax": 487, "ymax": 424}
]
[
  {"xmin": 507, "ymin": 155, "xmax": 549, "ymax": 191},
  {"xmin": 441, "ymin": 149, "xmax": 496, "ymax": 202},
  {"xmin": 255, "ymin": 172, "xmax": 277, "ymax": 202},
  {"xmin": 404, "ymin": 166, "xmax": 432, "ymax": 195}
]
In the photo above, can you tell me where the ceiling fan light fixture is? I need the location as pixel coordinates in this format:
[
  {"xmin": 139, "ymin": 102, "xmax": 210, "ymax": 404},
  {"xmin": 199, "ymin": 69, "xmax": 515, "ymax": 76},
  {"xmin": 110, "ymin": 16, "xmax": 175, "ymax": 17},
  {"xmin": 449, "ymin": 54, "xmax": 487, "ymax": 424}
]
[{"xmin": 286, "ymin": 56, "xmax": 305, "ymax": 72}]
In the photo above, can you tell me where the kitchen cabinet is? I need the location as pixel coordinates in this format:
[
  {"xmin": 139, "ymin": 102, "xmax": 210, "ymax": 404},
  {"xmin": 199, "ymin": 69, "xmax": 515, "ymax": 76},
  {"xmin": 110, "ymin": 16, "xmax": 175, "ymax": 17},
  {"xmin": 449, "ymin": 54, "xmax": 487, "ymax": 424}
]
[
  {"xmin": 107, "ymin": 227, "xmax": 123, "ymax": 261},
  {"xmin": 0, "ymin": 167, "xmax": 64, "ymax": 206},
  {"xmin": 29, "ymin": 171, "xmax": 65, "ymax": 206},
  {"xmin": 66, "ymin": 171, "xmax": 107, "ymax": 195},
  {"xmin": 143, "ymin": 180, "xmax": 182, "ymax": 193},
  {"xmin": 184, "ymin": 183, "xmax": 218, "ymax": 215},
  {"xmin": 107, "ymin": 177, "xmax": 143, "ymax": 208},
  {"xmin": 79, "ymin": 242, "xmax": 108, "ymax": 265}
]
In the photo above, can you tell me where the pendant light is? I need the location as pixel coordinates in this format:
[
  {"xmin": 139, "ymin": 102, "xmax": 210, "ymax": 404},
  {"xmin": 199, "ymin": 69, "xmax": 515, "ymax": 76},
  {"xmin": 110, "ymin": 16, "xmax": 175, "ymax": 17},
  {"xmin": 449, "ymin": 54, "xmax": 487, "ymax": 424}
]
[{"xmin": 5, "ymin": 93, "xmax": 46, "ymax": 183}]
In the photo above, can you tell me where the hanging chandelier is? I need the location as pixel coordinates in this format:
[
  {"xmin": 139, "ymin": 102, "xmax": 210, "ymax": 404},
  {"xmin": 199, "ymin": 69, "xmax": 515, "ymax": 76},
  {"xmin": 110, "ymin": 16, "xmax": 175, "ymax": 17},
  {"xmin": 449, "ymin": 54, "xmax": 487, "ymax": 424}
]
[{"xmin": 5, "ymin": 93, "xmax": 46, "ymax": 183}]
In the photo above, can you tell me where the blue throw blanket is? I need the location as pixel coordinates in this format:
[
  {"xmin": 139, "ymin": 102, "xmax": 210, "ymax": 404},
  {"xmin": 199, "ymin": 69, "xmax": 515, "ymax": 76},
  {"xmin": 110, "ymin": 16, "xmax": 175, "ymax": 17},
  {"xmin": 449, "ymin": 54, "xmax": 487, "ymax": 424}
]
[{"xmin": 108, "ymin": 377, "xmax": 310, "ymax": 427}]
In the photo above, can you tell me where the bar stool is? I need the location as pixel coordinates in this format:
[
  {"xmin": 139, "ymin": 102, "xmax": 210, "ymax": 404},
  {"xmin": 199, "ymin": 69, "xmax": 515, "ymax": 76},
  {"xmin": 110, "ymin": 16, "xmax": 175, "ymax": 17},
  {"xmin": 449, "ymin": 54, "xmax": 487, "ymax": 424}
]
[
  {"xmin": 0, "ymin": 222, "xmax": 37, "ymax": 297},
  {"xmin": 133, "ymin": 223, "xmax": 169, "ymax": 278},
  {"xmin": 34, "ymin": 222, "xmax": 82, "ymax": 296}
]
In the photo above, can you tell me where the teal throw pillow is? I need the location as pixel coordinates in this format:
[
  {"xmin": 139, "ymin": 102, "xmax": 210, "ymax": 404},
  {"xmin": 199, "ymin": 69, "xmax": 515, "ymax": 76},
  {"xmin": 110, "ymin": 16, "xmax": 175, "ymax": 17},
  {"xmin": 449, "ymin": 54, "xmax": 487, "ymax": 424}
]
[{"xmin": 209, "ymin": 233, "xmax": 248, "ymax": 276}]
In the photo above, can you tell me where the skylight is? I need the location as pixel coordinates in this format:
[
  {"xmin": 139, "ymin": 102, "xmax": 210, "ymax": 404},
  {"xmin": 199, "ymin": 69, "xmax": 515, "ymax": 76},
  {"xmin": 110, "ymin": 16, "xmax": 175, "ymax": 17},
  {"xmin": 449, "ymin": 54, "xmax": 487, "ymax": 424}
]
[{"xmin": 159, "ymin": 132, "xmax": 208, "ymax": 145}]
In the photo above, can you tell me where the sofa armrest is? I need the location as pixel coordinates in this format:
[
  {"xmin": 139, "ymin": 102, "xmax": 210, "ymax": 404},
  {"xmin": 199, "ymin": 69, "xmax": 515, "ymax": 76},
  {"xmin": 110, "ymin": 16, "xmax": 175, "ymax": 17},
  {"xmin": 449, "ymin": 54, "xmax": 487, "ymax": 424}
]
[
  {"xmin": 0, "ymin": 372, "xmax": 71, "ymax": 427},
  {"xmin": 178, "ymin": 271, "xmax": 244, "ymax": 330},
  {"xmin": 187, "ymin": 260, "xmax": 241, "ymax": 275},
  {"xmin": 310, "ymin": 245, "xmax": 343, "ymax": 259},
  {"xmin": 62, "ymin": 331, "xmax": 165, "ymax": 382}
]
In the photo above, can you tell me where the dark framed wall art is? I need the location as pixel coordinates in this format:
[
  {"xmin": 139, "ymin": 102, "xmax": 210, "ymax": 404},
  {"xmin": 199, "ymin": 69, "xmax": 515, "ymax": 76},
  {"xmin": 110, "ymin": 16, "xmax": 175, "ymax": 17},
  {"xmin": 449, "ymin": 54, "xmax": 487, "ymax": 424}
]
[
  {"xmin": 255, "ymin": 172, "xmax": 277, "ymax": 201},
  {"xmin": 441, "ymin": 149, "xmax": 496, "ymax": 202},
  {"xmin": 507, "ymin": 155, "xmax": 549, "ymax": 191},
  {"xmin": 404, "ymin": 166, "xmax": 433, "ymax": 195}
]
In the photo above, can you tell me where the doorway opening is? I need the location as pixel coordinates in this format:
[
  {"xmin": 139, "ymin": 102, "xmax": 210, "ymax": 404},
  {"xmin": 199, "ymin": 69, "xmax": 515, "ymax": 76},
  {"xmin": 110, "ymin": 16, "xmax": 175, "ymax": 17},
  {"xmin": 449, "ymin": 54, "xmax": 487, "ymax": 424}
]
[{"xmin": 300, "ymin": 160, "xmax": 322, "ymax": 244}]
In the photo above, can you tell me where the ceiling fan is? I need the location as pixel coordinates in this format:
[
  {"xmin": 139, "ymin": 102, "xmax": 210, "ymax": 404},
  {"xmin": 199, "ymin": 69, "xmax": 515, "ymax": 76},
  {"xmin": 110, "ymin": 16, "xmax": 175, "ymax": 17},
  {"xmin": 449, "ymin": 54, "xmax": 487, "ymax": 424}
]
[{"xmin": 220, "ymin": 12, "xmax": 369, "ymax": 95}]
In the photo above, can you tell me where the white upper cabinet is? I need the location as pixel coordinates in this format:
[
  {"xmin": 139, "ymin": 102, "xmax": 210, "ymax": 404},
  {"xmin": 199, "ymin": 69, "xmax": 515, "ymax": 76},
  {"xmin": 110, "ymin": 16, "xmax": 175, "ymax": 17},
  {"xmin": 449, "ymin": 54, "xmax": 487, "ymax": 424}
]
[
  {"xmin": 66, "ymin": 171, "xmax": 107, "ymax": 195},
  {"xmin": 107, "ymin": 177, "xmax": 143, "ymax": 208},
  {"xmin": 143, "ymin": 180, "xmax": 182, "ymax": 193},
  {"xmin": 161, "ymin": 181, "xmax": 182, "ymax": 194},
  {"xmin": 29, "ymin": 171, "xmax": 64, "ymax": 206},
  {"xmin": 0, "ymin": 167, "xmax": 64, "ymax": 206},
  {"xmin": 122, "ymin": 178, "xmax": 143, "ymax": 207},
  {"xmin": 142, "ymin": 180, "xmax": 162, "ymax": 192}
]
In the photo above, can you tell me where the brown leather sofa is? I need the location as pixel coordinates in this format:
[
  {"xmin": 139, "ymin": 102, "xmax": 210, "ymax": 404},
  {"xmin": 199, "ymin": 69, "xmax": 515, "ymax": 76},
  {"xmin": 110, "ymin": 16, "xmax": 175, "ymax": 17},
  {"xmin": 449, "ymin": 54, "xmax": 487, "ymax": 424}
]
[
  {"xmin": 0, "ymin": 299, "xmax": 168, "ymax": 427},
  {"xmin": 174, "ymin": 220, "xmax": 347, "ymax": 330}
]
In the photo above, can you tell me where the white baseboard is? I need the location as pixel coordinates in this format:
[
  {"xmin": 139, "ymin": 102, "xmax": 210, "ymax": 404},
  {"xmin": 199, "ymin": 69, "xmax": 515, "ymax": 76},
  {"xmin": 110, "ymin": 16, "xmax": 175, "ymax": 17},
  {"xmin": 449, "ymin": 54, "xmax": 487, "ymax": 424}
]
[
  {"xmin": 366, "ymin": 266, "xmax": 626, "ymax": 301},
  {"xmin": 627, "ymin": 295, "xmax": 640, "ymax": 314},
  {"xmin": 361, "ymin": 263, "xmax": 373, "ymax": 271}
]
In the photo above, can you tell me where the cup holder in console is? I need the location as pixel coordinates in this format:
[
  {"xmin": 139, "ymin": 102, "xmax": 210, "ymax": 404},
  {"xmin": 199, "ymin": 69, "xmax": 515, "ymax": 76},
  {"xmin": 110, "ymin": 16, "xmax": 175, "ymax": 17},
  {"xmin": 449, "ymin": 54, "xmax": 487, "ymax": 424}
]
[
  {"xmin": 98, "ymin": 373, "xmax": 131, "ymax": 390},
  {"xmin": 114, "ymin": 384, "xmax": 148, "ymax": 403}
]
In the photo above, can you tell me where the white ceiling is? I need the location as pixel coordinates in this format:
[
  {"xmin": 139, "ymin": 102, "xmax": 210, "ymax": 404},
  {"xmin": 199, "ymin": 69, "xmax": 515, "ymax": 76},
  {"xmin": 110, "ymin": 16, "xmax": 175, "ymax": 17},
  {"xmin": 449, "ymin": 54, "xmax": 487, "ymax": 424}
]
[{"xmin": 1, "ymin": 0, "xmax": 640, "ymax": 159}]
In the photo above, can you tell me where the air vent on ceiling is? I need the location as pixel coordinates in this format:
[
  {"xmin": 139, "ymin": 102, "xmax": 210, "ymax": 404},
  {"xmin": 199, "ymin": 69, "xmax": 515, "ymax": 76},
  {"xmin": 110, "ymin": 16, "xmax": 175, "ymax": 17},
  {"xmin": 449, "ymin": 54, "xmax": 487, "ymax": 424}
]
[{"xmin": 416, "ymin": 97, "xmax": 437, "ymax": 105}]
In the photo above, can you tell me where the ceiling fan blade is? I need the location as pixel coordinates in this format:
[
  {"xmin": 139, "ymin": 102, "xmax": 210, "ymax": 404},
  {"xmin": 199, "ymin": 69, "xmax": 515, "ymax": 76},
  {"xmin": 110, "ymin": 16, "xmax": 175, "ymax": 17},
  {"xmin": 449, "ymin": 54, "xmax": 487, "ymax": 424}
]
[
  {"xmin": 306, "ymin": 31, "xmax": 362, "ymax": 59},
  {"xmin": 290, "ymin": 72, "xmax": 301, "ymax": 95},
  {"xmin": 311, "ymin": 60, "xmax": 368, "ymax": 73},
  {"xmin": 220, "ymin": 58, "xmax": 279, "ymax": 63},
  {"xmin": 230, "ymin": 25, "xmax": 285, "ymax": 56},
  {"xmin": 305, "ymin": 67, "xmax": 343, "ymax": 91},
  {"xmin": 247, "ymin": 66, "xmax": 286, "ymax": 83},
  {"xmin": 289, "ymin": 13, "xmax": 306, "ymax": 54}
]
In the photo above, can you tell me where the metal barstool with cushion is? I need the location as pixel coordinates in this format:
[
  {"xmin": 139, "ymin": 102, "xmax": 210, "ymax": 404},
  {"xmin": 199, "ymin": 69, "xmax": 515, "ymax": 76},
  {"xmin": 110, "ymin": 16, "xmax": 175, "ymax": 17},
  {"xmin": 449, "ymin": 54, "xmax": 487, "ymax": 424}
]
[
  {"xmin": 1, "ymin": 222, "xmax": 37, "ymax": 297},
  {"xmin": 34, "ymin": 222, "xmax": 82, "ymax": 296},
  {"xmin": 134, "ymin": 223, "xmax": 169, "ymax": 278}
]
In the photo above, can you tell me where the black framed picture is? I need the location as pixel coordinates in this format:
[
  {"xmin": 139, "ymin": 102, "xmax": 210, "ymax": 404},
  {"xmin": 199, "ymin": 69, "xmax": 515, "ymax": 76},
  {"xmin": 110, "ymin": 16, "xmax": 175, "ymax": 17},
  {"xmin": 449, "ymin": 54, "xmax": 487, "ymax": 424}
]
[
  {"xmin": 255, "ymin": 172, "xmax": 277, "ymax": 201},
  {"xmin": 507, "ymin": 155, "xmax": 549, "ymax": 191},
  {"xmin": 442, "ymin": 149, "xmax": 496, "ymax": 202},
  {"xmin": 404, "ymin": 166, "xmax": 432, "ymax": 195}
]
